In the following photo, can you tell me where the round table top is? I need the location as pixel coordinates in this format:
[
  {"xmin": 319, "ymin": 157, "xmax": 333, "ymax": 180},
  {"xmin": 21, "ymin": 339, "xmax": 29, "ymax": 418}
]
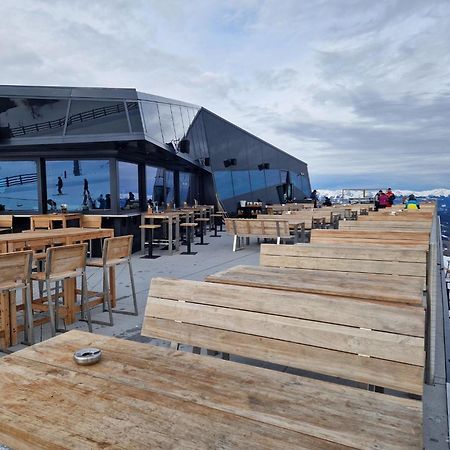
[
  {"xmin": 180, "ymin": 222, "xmax": 198, "ymax": 227},
  {"xmin": 139, "ymin": 224, "xmax": 161, "ymax": 229}
]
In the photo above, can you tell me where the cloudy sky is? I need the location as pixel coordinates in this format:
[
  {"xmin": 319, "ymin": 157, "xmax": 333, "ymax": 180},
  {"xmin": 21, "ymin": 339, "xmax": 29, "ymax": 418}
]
[{"xmin": 1, "ymin": 0, "xmax": 449, "ymax": 190}]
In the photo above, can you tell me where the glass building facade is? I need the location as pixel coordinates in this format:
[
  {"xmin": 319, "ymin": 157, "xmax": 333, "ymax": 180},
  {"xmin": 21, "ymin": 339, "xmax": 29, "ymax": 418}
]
[{"xmin": 0, "ymin": 85, "xmax": 310, "ymax": 214}]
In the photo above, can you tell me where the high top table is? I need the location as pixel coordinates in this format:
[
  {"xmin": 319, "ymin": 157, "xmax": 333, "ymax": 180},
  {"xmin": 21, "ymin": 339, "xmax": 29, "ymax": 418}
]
[
  {"xmin": 140, "ymin": 213, "xmax": 181, "ymax": 255},
  {"xmin": 0, "ymin": 330, "xmax": 422, "ymax": 449}
]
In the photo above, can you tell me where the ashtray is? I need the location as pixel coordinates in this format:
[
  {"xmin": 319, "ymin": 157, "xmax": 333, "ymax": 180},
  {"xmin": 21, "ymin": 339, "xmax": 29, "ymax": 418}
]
[{"xmin": 73, "ymin": 348, "xmax": 102, "ymax": 366}]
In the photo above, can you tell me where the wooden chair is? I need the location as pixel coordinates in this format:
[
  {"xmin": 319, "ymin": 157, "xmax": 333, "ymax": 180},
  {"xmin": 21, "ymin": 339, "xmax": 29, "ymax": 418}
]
[
  {"xmin": 80, "ymin": 214, "xmax": 103, "ymax": 255},
  {"xmin": 86, "ymin": 235, "xmax": 137, "ymax": 320},
  {"xmin": 0, "ymin": 215, "xmax": 13, "ymax": 233},
  {"xmin": 30, "ymin": 216, "xmax": 52, "ymax": 231},
  {"xmin": 31, "ymin": 243, "xmax": 90, "ymax": 336},
  {"xmin": 0, "ymin": 251, "xmax": 33, "ymax": 349}
]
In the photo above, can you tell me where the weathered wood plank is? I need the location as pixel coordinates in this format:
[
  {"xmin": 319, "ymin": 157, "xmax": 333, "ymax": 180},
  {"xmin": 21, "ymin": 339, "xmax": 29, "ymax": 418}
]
[
  {"xmin": 147, "ymin": 297, "xmax": 424, "ymax": 365},
  {"xmin": 206, "ymin": 265, "xmax": 424, "ymax": 305},
  {"xmin": 13, "ymin": 331, "xmax": 422, "ymax": 449},
  {"xmin": 150, "ymin": 278, "xmax": 425, "ymax": 337}
]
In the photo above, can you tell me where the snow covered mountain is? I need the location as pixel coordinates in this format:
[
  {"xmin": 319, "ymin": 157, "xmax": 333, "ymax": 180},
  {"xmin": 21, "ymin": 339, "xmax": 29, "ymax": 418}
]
[{"xmin": 317, "ymin": 188, "xmax": 450, "ymax": 199}]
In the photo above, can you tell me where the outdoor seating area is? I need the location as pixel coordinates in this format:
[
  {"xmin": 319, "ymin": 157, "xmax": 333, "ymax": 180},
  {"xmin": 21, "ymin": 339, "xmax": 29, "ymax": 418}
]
[{"xmin": 0, "ymin": 201, "xmax": 442, "ymax": 448}]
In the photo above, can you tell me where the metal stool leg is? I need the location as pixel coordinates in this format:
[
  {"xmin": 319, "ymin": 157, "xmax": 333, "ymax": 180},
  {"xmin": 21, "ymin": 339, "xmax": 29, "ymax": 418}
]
[
  {"xmin": 112, "ymin": 261, "xmax": 138, "ymax": 316},
  {"xmin": 46, "ymin": 280, "xmax": 56, "ymax": 337},
  {"xmin": 81, "ymin": 272, "xmax": 93, "ymax": 332}
]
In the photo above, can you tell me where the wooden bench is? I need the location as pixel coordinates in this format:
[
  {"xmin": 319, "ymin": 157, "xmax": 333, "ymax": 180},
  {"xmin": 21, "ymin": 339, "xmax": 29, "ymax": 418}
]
[
  {"xmin": 142, "ymin": 278, "xmax": 423, "ymax": 448},
  {"xmin": 225, "ymin": 218, "xmax": 299, "ymax": 251},
  {"xmin": 339, "ymin": 220, "xmax": 432, "ymax": 231},
  {"xmin": 310, "ymin": 229, "xmax": 430, "ymax": 250},
  {"xmin": 260, "ymin": 243, "xmax": 427, "ymax": 281},
  {"xmin": 206, "ymin": 264, "xmax": 425, "ymax": 305}
]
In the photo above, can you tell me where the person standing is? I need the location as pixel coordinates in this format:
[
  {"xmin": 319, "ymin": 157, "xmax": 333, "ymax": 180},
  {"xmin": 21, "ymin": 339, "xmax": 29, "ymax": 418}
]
[
  {"xmin": 378, "ymin": 191, "xmax": 389, "ymax": 209},
  {"xmin": 57, "ymin": 176, "xmax": 63, "ymax": 195},
  {"xmin": 310, "ymin": 189, "xmax": 318, "ymax": 208},
  {"xmin": 374, "ymin": 190, "xmax": 382, "ymax": 211},
  {"xmin": 386, "ymin": 188, "xmax": 396, "ymax": 207}
]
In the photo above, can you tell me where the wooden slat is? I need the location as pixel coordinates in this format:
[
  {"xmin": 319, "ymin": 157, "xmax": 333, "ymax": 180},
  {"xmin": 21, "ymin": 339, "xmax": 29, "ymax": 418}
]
[
  {"xmin": 206, "ymin": 265, "xmax": 424, "ymax": 305},
  {"xmin": 311, "ymin": 229, "xmax": 430, "ymax": 241},
  {"xmin": 147, "ymin": 297, "xmax": 424, "ymax": 366},
  {"xmin": 310, "ymin": 236, "xmax": 429, "ymax": 250},
  {"xmin": 143, "ymin": 317, "xmax": 423, "ymax": 395},
  {"xmin": 150, "ymin": 278, "xmax": 425, "ymax": 337},
  {"xmin": 10, "ymin": 330, "xmax": 422, "ymax": 449},
  {"xmin": 339, "ymin": 221, "xmax": 431, "ymax": 230},
  {"xmin": 265, "ymin": 243, "xmax": 427, "ymax": 263}
]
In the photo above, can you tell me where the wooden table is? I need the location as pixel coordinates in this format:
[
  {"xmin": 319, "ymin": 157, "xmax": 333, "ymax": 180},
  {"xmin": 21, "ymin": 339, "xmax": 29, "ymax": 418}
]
[
  {"xmin": 140, "ymin": 213, "xmax": 180, "ymax": 255},
  {"xmin": 0, "ymin": 228, "xmax": 115, "ymax": 327},
  {"xmin": 206, "ymin": 264, "xmax": 425, "ymax": 305},
  {"xmin": 0, "ymin": 330, "xmax": 422, "ymax": 449}
]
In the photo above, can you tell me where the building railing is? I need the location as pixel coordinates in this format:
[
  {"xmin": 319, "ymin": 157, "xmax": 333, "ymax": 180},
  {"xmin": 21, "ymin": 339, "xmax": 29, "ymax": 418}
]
[{"xmin": 0, "ymin": 172, "xmax": 37, "ymax": 188}]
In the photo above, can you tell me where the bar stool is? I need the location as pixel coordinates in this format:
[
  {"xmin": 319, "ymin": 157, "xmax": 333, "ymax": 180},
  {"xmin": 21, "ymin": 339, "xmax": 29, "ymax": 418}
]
[
  {"xmin": 180, "ymin": 223, "xmax": 198, "ymax": 255},
  {"xmin": 31, "ymin": 243, "xmax": 90, "ymax": 337},
  {"xmin": 0, "ymin": 250, "xmax": 33, "ymax": 350},
  {"xmin": 139, "ymin": 224, "xmax": 161, "ymax": 259},
  {"xmin": 30, "ymin": 216, "xmax": 52, "ymax": 231},
  {"xmin": 80, "ymin": 214, "xmax": 103, "ymax": 256},
  {"xmin": 86, "ymin": 235, "xmax": 138, "ymax": 319},
  {"xmin": 195, "ymin": 218, "xmax": 209, "ymax": 246},
  {"xmin": 210, "ymin": 214, "xmax": 223, "ymax": 237}
]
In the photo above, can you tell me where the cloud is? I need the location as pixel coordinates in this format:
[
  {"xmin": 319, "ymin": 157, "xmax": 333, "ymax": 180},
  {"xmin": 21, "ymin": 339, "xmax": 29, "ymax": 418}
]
[{"xmin": 0, "ymin": 0, "xmax": 449, "ymax": 189}]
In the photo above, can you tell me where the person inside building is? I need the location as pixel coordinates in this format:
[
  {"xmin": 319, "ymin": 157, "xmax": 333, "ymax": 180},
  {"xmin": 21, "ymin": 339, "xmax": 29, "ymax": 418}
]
[
  {"xmin": 386, "ymin": 188, "xmax": 396, "ymax": 207},
  {"xmin": 404, "ymin": 194, "xmax": 420, "ymax": 209},
  {"xmin": 322, "ymin": 196, "xmax": 332, "ymax": 207}
]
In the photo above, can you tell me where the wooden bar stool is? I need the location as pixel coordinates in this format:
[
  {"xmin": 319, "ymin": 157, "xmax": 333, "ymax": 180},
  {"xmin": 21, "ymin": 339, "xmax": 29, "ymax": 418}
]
[
  {"xmin": 0, "ymin": 250, "xmax": 33, "ymax": 350},
  {"xmin": 0, "ymin": 215, "xmax": 13, "ymax": 234},
  {"xmin": 31, "ymin": 243, "xmax": 90, "ymax": 337},
  {"xmin": 30, "ymin": 216, "xmax": 52, "ymax": 231},
  {"xmin": 139, "ymin": 225, "xmax": 161, "ymax": 259},
  {"xmin": 80, "ymin": 215, "xmax": 103, "ymax": 256},
  {"xmin": 195, "ymin": 218, "xmax": 209, "ymax": 246},
  {"xmin": 87, "ymin": 235, "xmax": 138, "ymax": 319},
  {"xmin": 180, "ymin": 223, "xmax": 198, "ymax": 255}
]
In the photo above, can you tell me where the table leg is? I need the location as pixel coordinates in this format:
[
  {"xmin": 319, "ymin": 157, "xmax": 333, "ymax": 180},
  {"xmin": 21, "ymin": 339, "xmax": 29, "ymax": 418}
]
[
  {"xmin": 9, "ymin": 291, "xmax": 17, "ymax": 346},
  {"xmin": 0, "ymin": 292, "xmax": 11, "ymax": 350},
  {"xmin": 141, "ymin": 214, "xmax": 146, "ymax": 252},
  {"xmin": 168, "ymin": 218, "xmax": 173, "ymax": 256}
]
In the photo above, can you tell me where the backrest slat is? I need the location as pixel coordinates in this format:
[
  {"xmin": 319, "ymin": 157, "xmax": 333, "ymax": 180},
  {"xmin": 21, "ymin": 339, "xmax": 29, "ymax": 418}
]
[{"xmin": 143, "ymin": 278, "xmax": 424, "ymax": 394}]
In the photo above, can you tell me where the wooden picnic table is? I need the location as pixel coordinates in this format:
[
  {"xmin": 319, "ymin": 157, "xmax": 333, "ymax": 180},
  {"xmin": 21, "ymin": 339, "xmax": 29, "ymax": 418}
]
[
  {"xmin": 0, "ymin": 228, "xmax": 115, "ymax": 327},
  {"xmin": 140, "ymin": 213, "xmax": 180, "ymax": 255},
  {"xmin": 206, "ymin": 264, "xmax": 425, "ymax": 305},
  {"xmin": 0, "ymin": 330, "xmax": 422, "ymax": 449}
]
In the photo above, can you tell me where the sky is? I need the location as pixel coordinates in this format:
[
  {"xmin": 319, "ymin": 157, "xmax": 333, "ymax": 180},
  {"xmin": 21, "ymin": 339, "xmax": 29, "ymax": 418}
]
[{"xmin": 0, "ymin": 0, "xmax": 449, "ymax": 190}]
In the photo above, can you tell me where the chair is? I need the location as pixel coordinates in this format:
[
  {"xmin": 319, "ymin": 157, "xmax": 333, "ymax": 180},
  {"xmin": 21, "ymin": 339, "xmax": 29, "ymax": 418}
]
[
  {"xmin": 31, "ymin": 243, "xmax": 90, "ymax": 336},
  {"xmin": 180, "ymin": 223, "xmax": 198, "ymax": 255},
  {"xmin": 139, "ymin": 224, "xmax": 161, "ymax": 259},
  {"xmin": 30, "ymin": 216, "xmax": 52, "ymax": 230},
  {"xmin": 86, "ymin": 235, "xmax": 137, "ymax": 320},
  {"xmin": 80, "ymin": 214, "xmax": 103, "ymax": 255},
  {"xmin": 0, "ymin": 251, "xmax": 33, "ymax": 350},
  {"xmin": 0, "ymin": 215, "xmax": 13, "ymax": 233}
]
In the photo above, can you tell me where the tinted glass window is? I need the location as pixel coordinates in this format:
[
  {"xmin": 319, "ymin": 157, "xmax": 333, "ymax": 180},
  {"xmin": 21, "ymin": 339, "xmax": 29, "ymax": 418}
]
[
  {"xmin": 119, "ymin": 161, "xmax": 139, "ymax": 210},
  {"xmin": 0, "ymin": 160, "xmax": 38, "ymax": 211},
  {"xmin": 231, "ymin": 171, "xmax": 251, "ymax": 197},
  {"xmin": 157, "ymin": 103, "xmax": 176, "ymax": 143},
  {"xmin": 141, "ymin": 101, "xmax": 163, "ymax": 142},
  {"xmin": 179, "ymin": 171, "xmax": 191, "ymax": 205},
  {"xmin": 214, "ymin": 171, "xmax": 234, "ymax": 200},
  {"xmin": 66, "ymin": 100, "xmax": 129, "ymax": 135},
  {"xmin": 248, "ymin": 170, "xmax": 266, "ymax": 192},
  {"xmin": 127, "ymin": 102, "xmax": 143, "ymax": 132},
  {"xmin": 265, "ymin": 169, "xmax": 282, "ymax": 187},
  {"xmin": 0, "ymin": 97, "xmax": 68, "ymax": 138},
  {"xmin": 165, "ymin": 170, "xmax": 174, "ymax": 204},
  {"xmin": 291, "ymin": 171, "xmax": 304, "ymax": 192},
  {"xmin": 171, "ymin": 104, "xmax": 185, "ymax": 139},
  {"xmin": 46, "ymin": 160, "xmax": 110, "ymax": 211},
  {"xmin": 146, "ymin": 165, "xmax": 165, "ymax": 207},
  {"xmin": 180, "ymin": 106, "xmax": 191, "ymax": 134}
]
